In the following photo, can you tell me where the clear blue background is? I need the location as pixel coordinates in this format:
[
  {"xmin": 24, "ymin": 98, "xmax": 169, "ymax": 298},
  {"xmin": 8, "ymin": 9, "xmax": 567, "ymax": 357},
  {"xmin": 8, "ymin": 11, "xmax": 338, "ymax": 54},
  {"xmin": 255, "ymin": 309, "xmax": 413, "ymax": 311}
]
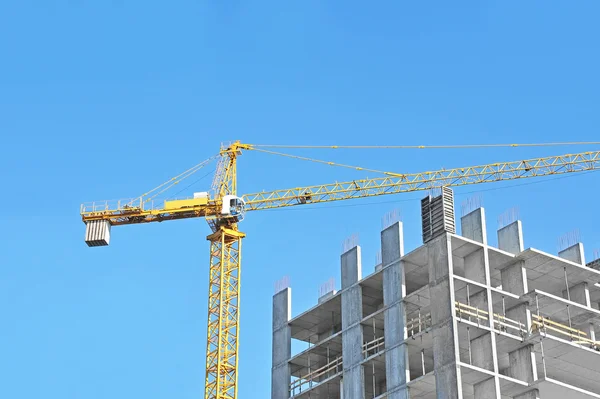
[{"xmin": 1, "ymin": 1, "xmax": 599, "ymax": 398}]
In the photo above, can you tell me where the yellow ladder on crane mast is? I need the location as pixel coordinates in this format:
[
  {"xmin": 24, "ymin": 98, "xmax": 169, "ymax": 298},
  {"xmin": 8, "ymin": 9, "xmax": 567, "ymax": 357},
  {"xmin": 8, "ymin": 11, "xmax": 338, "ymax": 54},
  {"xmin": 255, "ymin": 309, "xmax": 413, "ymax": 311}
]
[{"xmin": 80, "ymin": 141, "xmax": 600, "ymax": 399}]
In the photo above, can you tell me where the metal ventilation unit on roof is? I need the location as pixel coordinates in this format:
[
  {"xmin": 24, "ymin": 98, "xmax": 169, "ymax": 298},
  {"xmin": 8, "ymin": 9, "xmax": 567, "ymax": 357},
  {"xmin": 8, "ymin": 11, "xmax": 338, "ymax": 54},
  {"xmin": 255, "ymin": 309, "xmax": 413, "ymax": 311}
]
[{"xmin": 421, "ymin": 187, "xmax": 456, "ymax": 244}]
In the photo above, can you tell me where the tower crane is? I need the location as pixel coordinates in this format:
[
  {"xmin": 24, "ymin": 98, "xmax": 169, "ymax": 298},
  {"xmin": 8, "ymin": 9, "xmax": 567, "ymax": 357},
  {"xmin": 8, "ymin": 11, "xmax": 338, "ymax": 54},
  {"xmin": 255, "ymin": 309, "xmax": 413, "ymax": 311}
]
[{"xmin": 80, "ymin": 141, "xmax": 600, "ymax": 399}]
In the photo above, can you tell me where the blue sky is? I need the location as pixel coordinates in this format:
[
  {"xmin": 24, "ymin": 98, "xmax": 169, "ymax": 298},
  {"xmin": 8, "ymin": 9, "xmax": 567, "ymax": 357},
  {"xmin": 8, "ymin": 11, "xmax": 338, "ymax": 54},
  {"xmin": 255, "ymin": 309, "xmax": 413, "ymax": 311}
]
[{"xmin": 1, "ymin": 1, "xmax": 599, "ymax": 398}]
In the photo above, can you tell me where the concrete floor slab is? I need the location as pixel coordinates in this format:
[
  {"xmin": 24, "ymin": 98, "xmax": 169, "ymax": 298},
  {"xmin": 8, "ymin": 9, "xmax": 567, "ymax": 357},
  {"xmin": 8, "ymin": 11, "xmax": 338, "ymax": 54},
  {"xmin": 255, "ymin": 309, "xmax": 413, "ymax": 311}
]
[
  {"xmin": 459, "ymin": 362, "xmax": 496, "ymax": 385},
  {"xmin": 291, "ymin": 374, "xmax": 342, "ymax": 398},
  {"xmin": 451, "ymin": 234, "xmax": 485, "ymax": 259},
  {"xmin": 361, "ymin": 307, "xmax": 386, "ymax": 332},
  {"xmin": 402, "ymin": 245, "xmax": 430, "ymax": 294},
  {"xmin": 532, "ymin": 377, "xmax": 600, "ymax": 399},
  {"xmin": 526, "ymin": 334, "xmax": 600, "ymax": 394},
  {"xmin": 522, "ymin": 289, "xmax": 600, "ymax": 325},
  {"xmin": 359, "ymin": 268, "xmax": 385, "ymax": 316},
  {"xmin": 290, "ymin": 293, "xmax": 342, "ymax": 343},
  {"xmin": 404, "ymin": 284, "xmax": 431, "ymax": 314},
  {"xmin": 519, "ymin": 249, "xmax": 600, "ymax": 293},
  {"xmin": 407, "ymin": 372, "xmax": 436, "ymax": 398},
  {"xmin": 289, "ymin": 332, "xmax": 343, "ymax": 376}
]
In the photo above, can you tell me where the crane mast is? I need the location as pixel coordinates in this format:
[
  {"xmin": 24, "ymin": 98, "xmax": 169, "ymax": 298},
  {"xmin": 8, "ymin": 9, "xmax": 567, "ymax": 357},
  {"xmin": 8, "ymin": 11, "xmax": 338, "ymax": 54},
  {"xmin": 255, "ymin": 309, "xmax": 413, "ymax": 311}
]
[
  {"xmin": 204, "ymin": 143, "xmax": 246, "ymax": 399},
  {"xmin": 79, "ymin": 143, "xmax": 600, "ymax": 399}
]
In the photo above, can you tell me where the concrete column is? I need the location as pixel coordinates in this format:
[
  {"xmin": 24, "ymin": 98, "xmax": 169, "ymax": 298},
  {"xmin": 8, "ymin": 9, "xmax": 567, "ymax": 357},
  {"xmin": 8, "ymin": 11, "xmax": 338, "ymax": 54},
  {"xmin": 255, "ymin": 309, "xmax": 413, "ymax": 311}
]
[
  {"xmin": 501, "ymin": 262, "xmax": 528, "ymax": 295},
  {"xmin": 558, "ymin": 243, "xmax": 586, "ymax": 265},
  {"xmin": 508, "ymin": 346, "xmax": 538, "ymax": 383},
  {"xmin": 428, "ymin": 234, "xmax": 463, "ymax": 399},
  {"xmin": 341, "ymin": 246, "xmax": 365, "ymax": 399},
  {"xmin": 386, "ymin": 385, "xmax": 409, "ymax": 398},
  {"xmin": 501, "ymin": 261, "xmax": 530, "ymax": 330},
  {"xmin": 514, "ymin": 389, "xmax": 540, "ymax": 399},
  {"xmin": 470, "ymin": 335, "xmax": 494, "ymax": 371},
  {"xmin": 461, "ymin": 208, "xmax": 501, "ymax": 398},
  {"xmin": 271, "ymin": 288, "xmax": 292, "ymax": 399},
  {"xmin": 563, "ymin": 282, "xmax": 591, "ymax": 307},
  {"xmin": 498, "ymin": 221, "xmax": 524, "ymax": 255},
  {"xmin": 381, "ymin": 222, "xmax": 410, "ymax": 397},
  {"xmin": 461, "ymin": 208, "xmax": 487, "ymax": 244},
  {"xmin": 473, "ymin": 377, "xmax": 496, "ymax": 399},
  {"xmin": 561, "ymin": 281, "xmax": 596, "ymax": 340},
  {"xmin": 465, "ymin": 248, "xmax": 486, "ymax": 285},
  {"xmin": 501, "ymin": 262, "xmax": 538, "ymax": 383}
]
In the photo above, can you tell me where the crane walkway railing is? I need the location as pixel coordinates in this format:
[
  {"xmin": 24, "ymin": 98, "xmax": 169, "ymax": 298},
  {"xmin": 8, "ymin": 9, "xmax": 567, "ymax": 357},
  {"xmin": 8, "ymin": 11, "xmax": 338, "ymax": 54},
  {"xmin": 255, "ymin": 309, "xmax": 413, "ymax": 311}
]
[{"xmin": 81, "ymin": 198, "xmax": 148, "ymax": 214}]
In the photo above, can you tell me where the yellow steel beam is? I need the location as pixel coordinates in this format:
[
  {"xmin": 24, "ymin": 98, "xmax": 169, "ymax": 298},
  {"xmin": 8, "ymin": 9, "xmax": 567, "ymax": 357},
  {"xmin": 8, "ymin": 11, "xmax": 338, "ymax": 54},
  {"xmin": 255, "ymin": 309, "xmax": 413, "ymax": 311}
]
[
  {"xmin": 80, "ymin": 150, "xmax": 600, "ymax": 226},
  {"xmin": 243, "ymin": 150, "xmax": 600, "ymax": 210}
]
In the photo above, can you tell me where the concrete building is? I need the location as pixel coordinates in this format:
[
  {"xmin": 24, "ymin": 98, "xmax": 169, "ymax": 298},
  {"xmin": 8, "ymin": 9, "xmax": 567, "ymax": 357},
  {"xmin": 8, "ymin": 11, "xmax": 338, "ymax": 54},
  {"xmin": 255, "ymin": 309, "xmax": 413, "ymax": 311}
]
[{"xmin": 271, "ymin": 189, "xmax": 600, "ymax": 399}]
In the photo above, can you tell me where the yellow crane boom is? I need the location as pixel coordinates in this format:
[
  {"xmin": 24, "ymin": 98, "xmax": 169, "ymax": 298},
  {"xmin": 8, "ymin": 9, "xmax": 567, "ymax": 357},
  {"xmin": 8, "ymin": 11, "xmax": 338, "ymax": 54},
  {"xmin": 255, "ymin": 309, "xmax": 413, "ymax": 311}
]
[
  {"xmin": 81, "ymin": 148, "xmax": 600, "ymax": 225},
  {"xmin": 79, "ymin": 142, "xmax": 600, "ymax": 399}
]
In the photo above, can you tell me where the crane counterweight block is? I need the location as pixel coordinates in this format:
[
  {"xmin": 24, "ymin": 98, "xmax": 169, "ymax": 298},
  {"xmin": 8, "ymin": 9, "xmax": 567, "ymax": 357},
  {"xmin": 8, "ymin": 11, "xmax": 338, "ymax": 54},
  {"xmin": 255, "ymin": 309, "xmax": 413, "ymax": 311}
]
[{"xmin": 84, "ymin": 219, "xmax": 111, "ymax": 247}]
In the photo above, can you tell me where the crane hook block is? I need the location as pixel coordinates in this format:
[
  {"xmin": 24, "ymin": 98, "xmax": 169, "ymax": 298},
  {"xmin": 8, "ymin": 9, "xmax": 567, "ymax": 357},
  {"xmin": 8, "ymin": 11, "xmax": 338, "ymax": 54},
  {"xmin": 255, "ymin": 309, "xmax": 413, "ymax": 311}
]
[{"xmin": 85, "ymin": 220, "xmax": 111, "ymax": 247}]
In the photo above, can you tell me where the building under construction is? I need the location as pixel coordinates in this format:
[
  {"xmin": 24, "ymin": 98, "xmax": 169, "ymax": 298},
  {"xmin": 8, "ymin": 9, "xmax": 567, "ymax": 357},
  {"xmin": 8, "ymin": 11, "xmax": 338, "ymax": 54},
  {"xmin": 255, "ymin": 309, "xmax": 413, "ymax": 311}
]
[{"xmin": 271, "ymin": 188, "xmax": 600, "ymax": 399}]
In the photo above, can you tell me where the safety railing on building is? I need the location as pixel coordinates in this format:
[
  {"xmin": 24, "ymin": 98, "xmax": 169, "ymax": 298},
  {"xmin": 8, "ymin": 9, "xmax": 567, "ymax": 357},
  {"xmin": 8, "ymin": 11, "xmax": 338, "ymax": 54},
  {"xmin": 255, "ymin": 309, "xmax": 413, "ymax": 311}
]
[
  {"xmin": 289, "ymin": 300, "xmax": 599, "ymax": 397},
  {"xmin": 363, "ymin": 336, "xmax": 385, "ymax": 358},
  {"xmin": 455, "ymin": 301, "xmax": 599, "ymax": 350},
  {"xmin": 532, "ymin": 314, "xmax": 598, "ymax": 349},
  {"xmin": 407, "ymin": 312, "xmax": 432, "ymax": 337},
  {"xmin": 289, "ymin": 335, "xmax": 386, "ymax": 396},
  {"xmin": 455, "ymin": 301, "xmax": 526, "ymax": 336},
  {"xmin": 289, "ymin": 355, "xmax": 343, "ymax": 396}
]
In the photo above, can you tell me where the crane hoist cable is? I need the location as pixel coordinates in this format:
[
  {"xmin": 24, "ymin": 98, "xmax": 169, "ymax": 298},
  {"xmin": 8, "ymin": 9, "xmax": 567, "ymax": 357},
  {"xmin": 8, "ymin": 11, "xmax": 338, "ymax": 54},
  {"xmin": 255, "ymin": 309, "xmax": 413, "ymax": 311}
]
[
  {"xmin": 249, "ymin": 141, "xmax": 600, "ymax": 149},
  {"xmin": 128, "ymin": 155, "xmax": 218, "ymax": 205},
  {"xmin": 248, "ymin": 147, "xmax": 405, "ymax": 177}
]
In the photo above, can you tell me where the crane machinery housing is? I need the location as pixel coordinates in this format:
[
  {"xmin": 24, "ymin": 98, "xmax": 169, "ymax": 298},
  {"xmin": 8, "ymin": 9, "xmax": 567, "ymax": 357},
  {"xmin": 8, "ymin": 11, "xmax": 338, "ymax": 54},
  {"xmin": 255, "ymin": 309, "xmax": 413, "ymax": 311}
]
[{"xmin": 80, "ymin": 141, "xmax": 600, "ymax": 399}]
